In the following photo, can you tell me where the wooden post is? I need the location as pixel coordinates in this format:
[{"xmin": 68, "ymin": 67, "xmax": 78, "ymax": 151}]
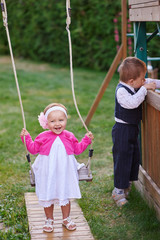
[
  {"xmin": 134, "ymin": 22, "xmax": 147, "ymax": 63},
  {"xmin": 134, "ymin": 22, "xmax": 147, "ymax": 163},
  {"xmin": 85, "ymin": 0, "xmax": 127, "ymax": 126},
  {"xmin": 122, "ymin": 0, "xmax": 127, "ymax": 59},
  {"xmin": 85, "ymin": 45, "xmax": 123, "ymax": 126}
]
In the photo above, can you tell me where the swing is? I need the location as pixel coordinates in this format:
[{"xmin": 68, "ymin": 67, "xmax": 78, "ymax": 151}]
[
  {"xmin": 66, "ymin": 0, "xmax": 94, "ymax": 182},
  {"xmin": 1, "ymin": 0, "xmax": 94, "ymax": 185}
]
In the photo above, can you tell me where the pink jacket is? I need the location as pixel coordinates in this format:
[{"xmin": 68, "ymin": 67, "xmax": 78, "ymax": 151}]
[{"xmin": 21, "ymin": 130, "xmax": 92, "ymax": 156}]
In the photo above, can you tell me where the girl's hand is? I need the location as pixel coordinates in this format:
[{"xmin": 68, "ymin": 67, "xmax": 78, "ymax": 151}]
[
  {"xmin": 20, "ymin": 128, "xmax": 29, "ymax": 137},
  {"xmin": 86, "ymin": 131, "xmax": 94, "ymax": 140}
]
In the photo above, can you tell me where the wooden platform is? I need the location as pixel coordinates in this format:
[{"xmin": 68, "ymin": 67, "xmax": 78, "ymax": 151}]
[
  {"xmin": 134, "ymin": 165, "xmax": 160, "ymax": 220},
  {"xmin": 25, "ymin": 192, "xmax": 94, "ymax": 240},
  {"xmin": 129, "ymin": 0, "xmax": 160, "ymax": 21}
]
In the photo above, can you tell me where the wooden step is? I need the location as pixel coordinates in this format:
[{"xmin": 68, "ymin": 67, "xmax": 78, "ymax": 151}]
[{"xmin": 25, "ymin": 192, "xmax": 95, "ymax": 240}]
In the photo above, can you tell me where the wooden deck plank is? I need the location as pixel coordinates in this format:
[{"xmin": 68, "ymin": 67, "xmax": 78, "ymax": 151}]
[
  {"xmin": 25, "ymin": 192, "xmax": 94, "ymax": 240},
  {"xmin": 31, "ymin": 236, "xmax": 94, "ymax": 240}
]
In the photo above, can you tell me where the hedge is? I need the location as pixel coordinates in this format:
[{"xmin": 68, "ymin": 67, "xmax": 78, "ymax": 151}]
[{"xmin": 0, "ymin": 0, "xmax": 159, "ymax": 71}]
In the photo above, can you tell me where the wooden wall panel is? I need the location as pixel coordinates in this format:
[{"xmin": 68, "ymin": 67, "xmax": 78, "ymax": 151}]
[
  {"xmin": 135, "ymin": 166, "xmax": 160, "ymax": 220},
  {"xmin": 129, "ymin": 6, "xmax": 160, "ymax": 21},
  {"xmin": 130, "ymin": 1, "xmax": 160, "ymax": 9},
  {"xmin": 141, "ymin": 91, "xmax": 160, "ymax": 189},
  {"xmin": 129, "ymin": 0, "xmax": 159, "ymax": 5}
]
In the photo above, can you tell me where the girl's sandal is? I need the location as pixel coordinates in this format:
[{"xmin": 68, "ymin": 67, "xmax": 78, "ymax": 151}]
[
  {"xmin": 43, "ymin": 218, "xmax": 54, "ymax": 232},
  {"xmin": 62, "ymin": 217, "xmax": 76, "ymax": 231}
]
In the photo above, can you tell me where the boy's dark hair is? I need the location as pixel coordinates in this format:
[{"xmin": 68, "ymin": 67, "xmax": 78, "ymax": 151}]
[{"xmin": 119, "ymin": 57, "xmax": 147, "ymax": 83}]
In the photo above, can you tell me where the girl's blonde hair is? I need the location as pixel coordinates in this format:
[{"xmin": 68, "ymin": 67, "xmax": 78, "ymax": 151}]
[
  {"xmin": 119, "ymin": 57, "xmax": 147, "ymax": 83},
  {"xmin": 44, "ymin": 103, "xmax": 67, "ymax": 115}
]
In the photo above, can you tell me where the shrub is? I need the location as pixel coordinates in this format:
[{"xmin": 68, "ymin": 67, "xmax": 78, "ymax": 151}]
[{"xmin": 0, "ymin": 0, "xmax": 159, "ymax": 71}]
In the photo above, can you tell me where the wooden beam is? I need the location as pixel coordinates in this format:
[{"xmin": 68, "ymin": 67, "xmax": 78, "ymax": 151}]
[
  {"xmin": 134, "ymin": 165, "xmax": 160, "ymax": 220},
  {"xmin": 138, "ymin": 165, "xmax": 160, "ymax": 206},
  {"xmin": 129, "ymin": 0, "xmax": 159, "ymax": 5},
  {"xmin": 85, "ymin": 44, "xmax": 123, "ymax": 126},
  {"xmin": 85, "ymin": 0, "xmax": 127, "ymax": 126},
  {"xmin": 129, "ymin": 6, "xmax": 160, "ymax": 21},
  {"xmin": 130, "ymin": 1, "xmax": 160, "ymax": 9},
  {"xmin": 122, "ymin": 0, "xmax": 127, "ymax": 59}
]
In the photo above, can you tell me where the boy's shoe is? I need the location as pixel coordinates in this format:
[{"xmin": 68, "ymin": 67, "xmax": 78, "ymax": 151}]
[
  {"xmin": 124, "ymin": 182, "xmax": 132, "ymax": 199},
  {"xmin": 112, "ymin": 189, "xmax": 128, "ymax": 207}
]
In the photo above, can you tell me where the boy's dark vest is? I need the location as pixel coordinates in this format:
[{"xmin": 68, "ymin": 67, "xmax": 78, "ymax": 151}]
[{"xmin": 115, "ymin": 83, "xmax": 142, "ymax": 125}]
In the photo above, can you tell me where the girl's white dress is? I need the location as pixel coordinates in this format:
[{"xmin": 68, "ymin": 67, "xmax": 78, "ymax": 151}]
[{"xmin": 32, "ymin": 136, "xmax": 81, "ymax": 207}]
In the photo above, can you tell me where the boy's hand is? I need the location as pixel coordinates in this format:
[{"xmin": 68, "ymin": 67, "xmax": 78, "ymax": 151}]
[
  {"xmin": 86, "ymin": 131, "xmax": 94, "ymax": 140},
  {"xmin": 143, "ymin": 82, "xmax": 156, "ymax": 90},
  {"xmin": 20, "ymin": 128, "xmax": 29, "ymax": 137}
]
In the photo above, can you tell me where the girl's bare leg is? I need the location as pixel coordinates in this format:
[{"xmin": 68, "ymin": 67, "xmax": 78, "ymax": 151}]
[
  {"xmin": 61, "ymin": 201, "xmax": 70, "ymax": 219},
  {"xmin": 44, "ymin": 204, "xmax": 54, "ymax": 219},
  {"xmin": 61, "ymin": 201, "xmax": 76, "ymax": 230},
  {"xmin": 43, "ymin": 204, "xmax": 54, "ymax": 232}
]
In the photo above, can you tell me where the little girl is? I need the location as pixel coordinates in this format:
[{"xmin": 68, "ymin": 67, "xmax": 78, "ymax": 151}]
[{"xmin": 20, "ymin": 103, "xmax": 94, "ymax": 232}]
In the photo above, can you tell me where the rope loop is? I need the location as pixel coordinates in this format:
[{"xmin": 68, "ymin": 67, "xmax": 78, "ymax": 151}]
[
  {"xmin": 66, "ymin": 0, "xmax": 90, "ymax": 133},
  {"xmin": 66, "ymin": 0, "xmax": 94, "ymax": 169},
  {"xmin": 1, "ymin": 0, "xmax": 28, "ymax": 153},
  {"xmin": 68, "ymin": 7, "xmax": 71, "ymax": 17},
  {"xmin": 66, "ymin": 0, "xmax": 71, "ymax": 29},
  {"xmin": 1, "ymin": 0, "xmax": 8, "ymax": 27}
]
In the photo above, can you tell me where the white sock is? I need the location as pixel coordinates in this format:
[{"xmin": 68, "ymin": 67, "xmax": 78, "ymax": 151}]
[{"xmin": 115, "ymin": 187, "xmax": 124, "ymax": 195}]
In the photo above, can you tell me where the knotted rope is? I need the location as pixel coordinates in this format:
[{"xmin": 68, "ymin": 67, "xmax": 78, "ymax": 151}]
[
  {"xmin": 66, "ymin": 0, "xmax": 93, "ymax": 173},
  {"xmin": 1, "ymin": 0, "xmax": 35, "ymax": 182}
]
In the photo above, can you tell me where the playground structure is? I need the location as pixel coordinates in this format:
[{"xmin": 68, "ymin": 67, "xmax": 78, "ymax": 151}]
[
  {"xmin": 129, "ymin": 0, "xmax": 160, "ymax": 220},
  {"xmin": 85, "ymin": 0, "xmax": 160, "ymax": 125},
  {"xmin": 86, "ymin": 0, "xmax": 160, "ymax": 219}
]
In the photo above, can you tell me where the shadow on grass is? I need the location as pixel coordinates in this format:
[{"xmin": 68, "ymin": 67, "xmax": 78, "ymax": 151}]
[{"xmin": 78, "ymin": 175, "xmax": 160, "ymax": 240}]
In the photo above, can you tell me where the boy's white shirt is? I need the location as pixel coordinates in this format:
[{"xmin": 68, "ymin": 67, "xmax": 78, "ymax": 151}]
[{"xmin": 115, "ymin": 78, "xmax": 160, "ymax": 123}]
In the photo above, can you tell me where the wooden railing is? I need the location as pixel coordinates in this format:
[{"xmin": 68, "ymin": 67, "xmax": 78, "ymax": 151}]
[
  {"xmin": 141, "ymin": 90, "xmax": 160, "ymax": 188},
  {"xmin": 135, "ymin": 90, "xmax": 160, "ymax": 219}
]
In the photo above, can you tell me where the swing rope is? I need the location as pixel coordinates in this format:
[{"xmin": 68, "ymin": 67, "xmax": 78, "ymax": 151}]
[
  {"xmin": 1, "ymin": 0, "xmax": 25, "ymax": 130},
  {"xmin": 66, "ymin": 0, "xmax": 93, "ymax": 172},
  {"xmin": 66, "ymin": 1, "xmax": 89, "ymax": 133},
  {"xmin": 0, "ymin": 0, "xmax": 35, "ymax": 181},
  {"xmin": 1, "ymin": 0, "xmax": 93, "ymax": 180}
]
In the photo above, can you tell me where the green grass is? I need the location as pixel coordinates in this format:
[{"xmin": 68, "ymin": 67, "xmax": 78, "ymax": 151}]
[{"xmin": 0, "ymin": 56, "xmax": 160, "ymax": 239}]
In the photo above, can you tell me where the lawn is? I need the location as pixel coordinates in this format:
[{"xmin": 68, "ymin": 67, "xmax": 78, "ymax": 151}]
[{"xmin": 0, "ymin": 56, "xmax": 160, "ymax": 240}]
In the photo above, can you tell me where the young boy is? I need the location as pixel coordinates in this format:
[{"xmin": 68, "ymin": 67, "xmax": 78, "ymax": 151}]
[{"xmin": 112, "ymin": 57, "xmax": 160, "ymax": 207}]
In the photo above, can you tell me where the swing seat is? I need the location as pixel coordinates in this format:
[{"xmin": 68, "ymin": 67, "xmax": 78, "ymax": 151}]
[
  {"xmin": 29, "ymin": 166, "xmax": 93, "ymax": 186},
  {"xmin": 78, "ymin": 165, "xmax": 93, "ymax": 182},
  {"xmin": 29, "ymin": 165, "xmax": 93, "ymax": 187}
]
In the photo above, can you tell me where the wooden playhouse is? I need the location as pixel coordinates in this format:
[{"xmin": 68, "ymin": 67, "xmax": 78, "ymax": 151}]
[
  {"xmin": 129, "ymin": 0, "xmax": 160, "ymax": 219},
  {"xmin": 85, "ymin": 0, "xmax": 160, "ymax": 219}
]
